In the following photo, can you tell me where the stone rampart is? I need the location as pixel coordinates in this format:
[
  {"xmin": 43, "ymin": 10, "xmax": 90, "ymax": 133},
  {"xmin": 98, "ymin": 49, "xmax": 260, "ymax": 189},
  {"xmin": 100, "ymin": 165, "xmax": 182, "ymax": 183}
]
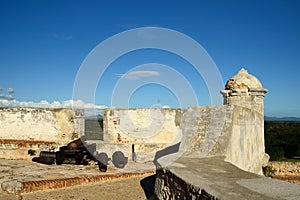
[
  {"xmin": 103, "ymin": 108, "xmax": 182, "ymax": 144},
  {"xmin": 154, "ymin": 105, "xmax": 266, "ymax": 175},
  {"xmin": 0, "ymin": 107, "xmax": 84, "ymax": 159},
  {"xmin": 101, "ymin": 108, "xmax": 183, "ymax": 162},
  {"xmin": 103, "ymin": 105, "xmax": 266, "ymax": 174},
  {"xmin": 153, "ymin": 69, "xmax": 299, "ymax": 199},
  {"xmin": 155, "ymin": 156, "xmax": 300, "ymax": 200}
]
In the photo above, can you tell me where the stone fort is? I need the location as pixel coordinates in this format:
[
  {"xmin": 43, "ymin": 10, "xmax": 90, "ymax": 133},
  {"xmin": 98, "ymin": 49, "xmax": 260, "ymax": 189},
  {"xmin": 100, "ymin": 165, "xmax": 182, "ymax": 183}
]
[
  {"xmin": 102, "ymin": 68, "xmax": 268, "ymax": 175},
  {"xmin": 1, "ymin": 69, "xmax": 300, "ymax": 199}
]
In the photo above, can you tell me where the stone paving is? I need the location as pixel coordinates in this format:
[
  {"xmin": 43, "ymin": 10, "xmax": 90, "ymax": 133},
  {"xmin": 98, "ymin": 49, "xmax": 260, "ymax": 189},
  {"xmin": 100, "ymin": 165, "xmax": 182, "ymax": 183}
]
[{"xmin": 0, "ymin": 158, "xmax": 155, "ymax": 195}]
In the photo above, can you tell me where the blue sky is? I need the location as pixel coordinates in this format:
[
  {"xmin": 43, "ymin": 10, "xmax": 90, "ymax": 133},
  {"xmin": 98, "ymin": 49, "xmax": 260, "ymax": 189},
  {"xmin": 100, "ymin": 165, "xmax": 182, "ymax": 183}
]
[{"xmin": 0, "ymin": 0, "xmax": 299, "ymax": 117}]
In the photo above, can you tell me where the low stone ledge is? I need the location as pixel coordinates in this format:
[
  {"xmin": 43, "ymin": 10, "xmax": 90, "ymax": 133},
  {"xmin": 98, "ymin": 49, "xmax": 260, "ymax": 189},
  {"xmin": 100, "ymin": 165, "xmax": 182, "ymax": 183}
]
[
  {"xmin": 0, "ymin": 139, "xmax": 56, "ymax": 146},
  {"xmin": 155, "ymin": 156, "xmax": 300, "ymax": 200},
  {"xmin": 2, "ymin": 171, "xmax": 155, "ymax": 194},
  {"xmin": 0, "ymin": 139, "xmax": 58, "ymax": 160},
  {"xmin": 0, "ymin": 158, "xmax": 156, "ymax": 194},
  {"xmin": 21, "ymin": 171, "xmax": 155, "ymax": 193}
]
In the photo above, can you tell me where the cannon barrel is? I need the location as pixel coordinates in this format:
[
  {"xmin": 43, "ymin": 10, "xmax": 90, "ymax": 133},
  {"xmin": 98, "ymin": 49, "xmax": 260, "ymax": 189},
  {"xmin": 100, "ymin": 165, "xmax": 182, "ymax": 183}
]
[
  {"xmin": 56, "ymin": 150, "xmax": 85, "ymax": 165},
  {"xmin": 31, "ymin": 137, "xmax": 97, "ymax": 166},
  {"xmin": 56, "ymin": 143, "xmax": 96, "ymax": 165},
  {"xmin": 97, "ymin": 152, "xmax": 109, "ymax": 172},
  {"xmin": 112, "ymin": 151, "xmax": 128, "ymax": 169},
  {"xmin": 32, "ymin": 156, "xmax": 55, "ymax": 165},
  {"xmin": 66, "ymin": 136, "xmax": 86, "ymax": 150},
  {"xmin": 39, "ymin": 151, "xmax": 56, "ymax": 158}
]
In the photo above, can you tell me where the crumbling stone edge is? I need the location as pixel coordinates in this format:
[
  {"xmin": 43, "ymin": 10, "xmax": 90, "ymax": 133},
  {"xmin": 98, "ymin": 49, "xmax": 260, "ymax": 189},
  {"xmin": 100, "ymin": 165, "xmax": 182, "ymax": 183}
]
[{"xmin": 155, "ymin": 169, "xmax": 217, "ymax": 200}]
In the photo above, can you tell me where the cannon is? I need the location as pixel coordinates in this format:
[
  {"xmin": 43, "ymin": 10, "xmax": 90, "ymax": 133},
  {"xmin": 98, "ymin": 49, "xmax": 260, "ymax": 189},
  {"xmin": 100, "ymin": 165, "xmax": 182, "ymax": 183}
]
[
  {"xmin": 112, "ymin": 151, "xmax": 128, "ymax": 169},
  {"xmin": 32, "ymin": 151, "xmax": 56, "ymax": 165},
  {"xmin": 39, "ymin": 151, "xmax": 56, "ymax": 158},
  {"xmin": 31, "ymin": 138, "xmax": 129, "ymax": 172},
  {"xmin": 54, "ymin": 150, "xmax": 86, "ymax": 165},
  {"xmin": 32, "ymin": 156, "xmax": 55, "ymax": 165},
  {"xmin": 55, "ymin": 143, "xmax": 96, "ymax": 165},
  {"xmin": 66, "ymin": 136, "xmax": 86, "ymax": 150},
  {"xmin": 32, "ymin": 138, "xmax": 96, "ymax": 166}
]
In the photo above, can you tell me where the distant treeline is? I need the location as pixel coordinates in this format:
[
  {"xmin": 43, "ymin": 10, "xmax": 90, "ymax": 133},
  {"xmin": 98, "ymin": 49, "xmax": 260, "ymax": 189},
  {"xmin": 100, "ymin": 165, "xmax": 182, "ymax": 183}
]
[{"xmin": 265, "ymin": 121, "xmax": 300, "ymax": 161}]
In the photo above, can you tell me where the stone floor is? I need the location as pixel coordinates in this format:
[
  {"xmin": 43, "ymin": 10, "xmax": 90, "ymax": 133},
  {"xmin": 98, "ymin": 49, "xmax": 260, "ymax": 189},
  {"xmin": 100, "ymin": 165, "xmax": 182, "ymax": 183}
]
[
  {"xmin": 1, "ymin": 175, "xmax": 154, "ymax": 200},
  {"xmin": 0, "ymin": 158, "xmax": 155, "ymax": 199}
]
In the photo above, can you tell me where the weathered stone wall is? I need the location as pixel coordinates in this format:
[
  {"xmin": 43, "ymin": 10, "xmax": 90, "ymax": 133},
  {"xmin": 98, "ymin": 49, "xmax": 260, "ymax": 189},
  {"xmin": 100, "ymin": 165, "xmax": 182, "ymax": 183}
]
[
  {"xmin": 103, "ymin": 108, "xmax": 182, "ymax": 144},
  {"xmin": 155, "ymin": 168, "xmax": 217, "ymax": 199},
  {"xmin": 174, "ymin": 105, "xmax": 266, "ymax": 175},
  {"xmin": 0, "ymin": 108, "xmax": 84, "ymax": 142},
  {"xmin": 154, "ymin": 156, "xmax": 300, "ymax": 200},
  {"xmin": 0, "ymin": 107, "xmax": 84, "ymax": 159},
  {"xmin": 221, "ymin": 89, "xmax": 266, "ymax": 114},
  {"xmin": 226, "ymin": 106, "xmax": 267, "ymax": 174},
  {"xmin": 101, "ymin": 108, "xmax": 183, "ymax": 162},
  {"xmin": 103, "ymin": 105, "xmax": 266, "ymax": 174}
]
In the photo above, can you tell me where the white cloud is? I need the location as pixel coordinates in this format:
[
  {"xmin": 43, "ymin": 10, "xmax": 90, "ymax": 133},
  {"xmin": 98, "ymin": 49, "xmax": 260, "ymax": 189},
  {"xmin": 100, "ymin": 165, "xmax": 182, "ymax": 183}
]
[
  {"xmin": 0, "ymin": 87, "xmax": 14, "ymax": 99},
  {"xmin": 0, "ymin": 94, "xmax": 14, "ymax": 100},
  {"xmin": 0, "ymin": 99, "xmax": 107, "ymax": 117},
  {"xmin": 7, "ymin": 88, "xmax": 14, "ymax": 93},
  {"xmin": 117, "ymin": 70, "xmax": 160, "ymax": 80}
]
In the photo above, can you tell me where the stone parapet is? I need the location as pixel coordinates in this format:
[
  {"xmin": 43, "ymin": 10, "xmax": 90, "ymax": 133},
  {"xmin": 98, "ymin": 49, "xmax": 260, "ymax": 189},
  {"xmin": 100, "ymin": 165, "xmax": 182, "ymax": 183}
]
[
  {"xmin": 103, "ymin": 108, "xmax": 183, "ymax": 144},
  {"xmin": 155, "ymin": 156, "xmax": 300, "ymax": 200},
  {"xmin": 0, "ymin": 107, "xmax": 84, "ymax": 142},
  {"xmin": 0, "ymin": 139, "xmax": 57, "ymax": 160},
  {"xmin": 0, "ymin": 107, "xmax": 84, "ymax": 160}
]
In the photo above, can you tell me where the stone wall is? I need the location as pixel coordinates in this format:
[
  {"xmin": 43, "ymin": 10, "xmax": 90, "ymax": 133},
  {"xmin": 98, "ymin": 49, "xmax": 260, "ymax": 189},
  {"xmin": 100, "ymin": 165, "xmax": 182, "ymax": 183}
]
[
  {"xmin": 101, "ymin": 108, "xmax": 183, "ymax": 162},
  {"xmin": 225, "ymin": 106, "xmax": 267, "ymax": 174},
  {"xmin": 103, "ymin": 108, "xmax": 182, "ymax": 144},
  {"xmin": 103, "ymin": 105, "xmax": 266, "ymax": 174},
  {"xmin": 0, "ymin": 107, "xmax": 84, "ymax": 142},
  {"xmin": 157, "ymin": 105, "xmax": 266, "ymax": 175},
  {"xmin": 0, "ymin": 107, "xmax": 84, "ymax": 159},
  {"xmin": 154, "ymin": 156, "xmax": 300, "ymax": 200}
]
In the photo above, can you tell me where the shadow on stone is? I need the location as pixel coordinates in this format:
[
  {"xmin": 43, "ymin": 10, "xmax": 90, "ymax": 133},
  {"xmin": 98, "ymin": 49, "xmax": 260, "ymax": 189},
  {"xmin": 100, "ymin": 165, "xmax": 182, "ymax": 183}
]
[
  {"xmin": 140, "ymin": 143, "xmax": 180, "ymax": 199},
  {"xmin": 153, "ymin": 142, "xmax": 180, "ymax": 165},
  {"xmin": 140, "ymin": 174, "xmax": 157, "ymax": 200}
]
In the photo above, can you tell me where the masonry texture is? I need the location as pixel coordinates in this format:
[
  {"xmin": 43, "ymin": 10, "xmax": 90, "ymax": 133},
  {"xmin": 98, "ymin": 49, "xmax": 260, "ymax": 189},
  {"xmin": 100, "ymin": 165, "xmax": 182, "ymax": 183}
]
[
  {"xmin": 101, "ymin": 108, "xmax": 183, "ymax": 162},
  {"xmin": 0, "ymin": 108, "xmax": 84, "ymax": 160},
  {"xmin": 103, "ymin": 108, "xmax": 182, "ymax": 144},
  {"xmin": 1, "ymin": 69, "xmax": 300, "ymax": 199},
  {"xmin": 154, "ymin": 69, "xmax": 300, "ymax": 199},
  {"xmin": 0, "ymin": 158, "xmax": 155, "ymax": 194},
  {"xmin": 176, "ymin": 105, "xmax": 267, "ymax": 175},
  {"xmin": 155, "ymin": 157, "xmax": 300, "ymax": 200}
]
